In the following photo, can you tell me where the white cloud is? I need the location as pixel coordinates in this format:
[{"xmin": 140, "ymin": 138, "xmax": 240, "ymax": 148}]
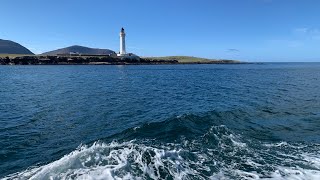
[
  {"xmin": 309, "ymin": 29, "xmax": 320, "ymax": 40},
  {"xmin": 293, "ymin": 28, "xmax": 308, "ymax": 34},
  {"xmin": 293, "ymin": 27, "xmax": 320, "ymax": 40}
]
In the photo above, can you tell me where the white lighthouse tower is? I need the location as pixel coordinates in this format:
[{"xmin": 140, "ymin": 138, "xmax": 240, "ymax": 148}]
[
  {"xmin": 116, "ymin": 27, "xmax": 140, "ymax": 60},
  {"xmin": 118, "ymin": 27, "xmax": 127, "ymax": 56}
]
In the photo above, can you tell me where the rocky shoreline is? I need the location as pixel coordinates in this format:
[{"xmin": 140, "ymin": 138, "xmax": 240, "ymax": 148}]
[{"xmin": 0, "ymin": 56, "xmax": 242, "ymax": 65}]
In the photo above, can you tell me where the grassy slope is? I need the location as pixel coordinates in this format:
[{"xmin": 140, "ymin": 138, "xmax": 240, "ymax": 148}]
[
  {"xmin": 143, "ymin": 56, "xmax": 239, "ymax": 63},
  {"xmin": 0, "ymin": 54, "xmax": 35, "ymax": 58}
]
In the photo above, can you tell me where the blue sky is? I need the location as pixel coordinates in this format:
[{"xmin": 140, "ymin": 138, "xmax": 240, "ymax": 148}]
[{"xmin": 1, "ymin": 0, "xmax": 320, "ymax": 61}]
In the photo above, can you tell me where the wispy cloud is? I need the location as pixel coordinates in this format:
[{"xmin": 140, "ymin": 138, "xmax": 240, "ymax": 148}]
[
  {"xmin": 227, "ymin": 48, "xmax": 240, "ymax": 52},
  {"xmin": 293, "ymin": 27, "xmax": 320, "ymax": 40},
  {"xmin": 293, "ymin": 28, "xmax": 308, "ymax": 34},
  {"xmin": 267, "ymin": 27, "xmax": 320, "ymax": 49}
]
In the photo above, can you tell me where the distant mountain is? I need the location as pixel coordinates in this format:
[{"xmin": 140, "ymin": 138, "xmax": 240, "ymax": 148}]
[
  {"xmin": 41, "ymin": 45, "xmax": 115, "ymax": 56},
  {"xmin": 0, "ymin": 39, "xmax": 34, "ymax": 55}
]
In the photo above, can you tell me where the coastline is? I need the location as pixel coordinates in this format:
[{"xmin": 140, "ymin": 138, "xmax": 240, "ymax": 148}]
[{"xmin": 0, "ymin": 55, "xmax": 244, "ymax": 65}]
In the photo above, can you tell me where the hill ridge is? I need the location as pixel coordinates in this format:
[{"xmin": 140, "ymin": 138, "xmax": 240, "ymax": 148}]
[
  {"xmin": 41, "ymin": 45, "xmax": 115, "ymax": 56},
  {"xmin": 0, "ymin": 39, "xmax": 34, "ymax": 55}
]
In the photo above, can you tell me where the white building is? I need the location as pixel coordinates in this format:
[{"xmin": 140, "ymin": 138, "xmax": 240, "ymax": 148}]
[
  {"xmin": 118, "ymin": 28, "xmax": 126, "ymax": 56},
  {"xmin": 117, "ymin": 28, "xmax": 140, "ymax": 60}
]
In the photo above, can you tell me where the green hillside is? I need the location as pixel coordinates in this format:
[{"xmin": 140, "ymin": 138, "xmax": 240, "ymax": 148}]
[
  {"xmin": 144, "ymin": 56, "xmax": 240, "ymax": 63},
  {"xmin": 0, "ymin": 54, "xmax": 34, "ymax": 58}
]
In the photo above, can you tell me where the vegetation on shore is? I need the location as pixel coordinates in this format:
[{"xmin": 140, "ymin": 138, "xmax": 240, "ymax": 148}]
[
  {"xmin": 0, "ymin": 54, "xmax": 34, "ymax": 58},
  {"xmin": 144, "ymin": 56, "xmax": 241, "ymax": 63},
  {"xmin": 0, "ymin": 55, "xmax": 178, "ymax": 65},
  {"xmin": 0, "ymin": 55, "xmax": 242, "ymax": 65}
]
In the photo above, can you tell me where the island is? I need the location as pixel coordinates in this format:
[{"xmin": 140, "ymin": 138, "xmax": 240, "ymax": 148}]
[
  {"xmin": 0, "ymin": 55, "xmax": 242, "ymax": 65},
  {"xmin": 0, "ymin": 29, "xmax": 243, "ymax": 65}
]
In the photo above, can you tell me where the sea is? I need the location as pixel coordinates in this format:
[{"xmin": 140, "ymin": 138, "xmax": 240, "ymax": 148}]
[{"xmin": 1, "ymin": 63, "xmax": 320, "ymax": 179}]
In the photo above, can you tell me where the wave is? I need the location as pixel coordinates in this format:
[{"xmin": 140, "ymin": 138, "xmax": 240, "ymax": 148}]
[
  {"xmin": 4, "ymin": 111, "xmax": 320, "ymax": 179},
  {"xmin": 5, "ymin": 139, "xmax": 320, "ymax": 179},
  {"xmin": 106, "ymin": 109, "xmax": 320, "ymax": 144}
]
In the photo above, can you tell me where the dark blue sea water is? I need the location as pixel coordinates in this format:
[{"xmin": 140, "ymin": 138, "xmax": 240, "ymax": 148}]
[{"xmin": 1, "ymin": 63, "xmax": 320, "ymax": 179}]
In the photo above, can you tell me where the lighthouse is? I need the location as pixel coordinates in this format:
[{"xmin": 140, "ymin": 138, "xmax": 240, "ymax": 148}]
[
  {"xmin": 116, "ymin": 27, "xmax": 140, "ymax": 60},
  {"xmin": 119, "ymin": 27, "xmax": 126, "ymax": 55}
]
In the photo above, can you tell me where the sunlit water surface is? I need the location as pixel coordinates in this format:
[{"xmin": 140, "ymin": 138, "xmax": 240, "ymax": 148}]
[{"xmin": 1, "ymin": 63, "xmax": 320, "ymax": 179}]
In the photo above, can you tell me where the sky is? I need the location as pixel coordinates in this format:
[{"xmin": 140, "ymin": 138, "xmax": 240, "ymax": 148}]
[{"xmin": 1, "ymin": 0, "xmax": 320, "ymax": 62}]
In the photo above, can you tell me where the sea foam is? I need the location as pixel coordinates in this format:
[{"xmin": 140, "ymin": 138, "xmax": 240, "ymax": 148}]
[
  {"xmin": 4, "ymin": 141, "xmax": 197, "ymax": 180},
  {"xmin": 4, "ymin": 126, "xmax": 320, "ymax": 180}
]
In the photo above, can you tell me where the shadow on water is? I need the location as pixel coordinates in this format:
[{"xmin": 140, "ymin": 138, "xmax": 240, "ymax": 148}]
[{"xmin": 106, "ymin": 108, "xmax": 320, "ymax": 145}]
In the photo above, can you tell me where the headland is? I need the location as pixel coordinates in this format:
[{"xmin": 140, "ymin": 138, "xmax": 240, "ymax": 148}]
[{"xmin": 0, "ymin": 55, "xmax": 242, "ymax": 65}]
